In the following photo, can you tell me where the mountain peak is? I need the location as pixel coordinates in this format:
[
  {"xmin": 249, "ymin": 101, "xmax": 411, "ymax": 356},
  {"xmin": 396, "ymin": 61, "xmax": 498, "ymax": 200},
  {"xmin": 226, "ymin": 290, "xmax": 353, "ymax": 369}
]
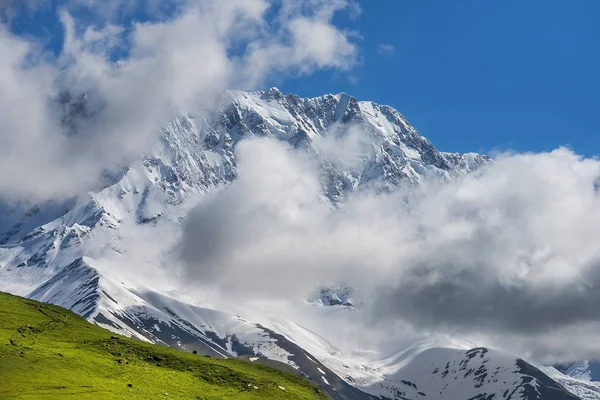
[{"xmin": 259, "ymin": 87, "xmax": 284, "ymax": 101}]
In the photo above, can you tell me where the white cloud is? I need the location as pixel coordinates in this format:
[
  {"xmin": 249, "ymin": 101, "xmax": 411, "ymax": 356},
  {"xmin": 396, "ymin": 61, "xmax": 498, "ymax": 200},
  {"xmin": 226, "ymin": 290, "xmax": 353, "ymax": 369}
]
[
  {"xmin": 0, "ymin": 0, "xmax": 359, "ymax": 200},
  {"xmin": 377, "ymin": 43, "xmax": 394, "ymax": 56},
  {"xmin": 312, "ymin": 123, "xmax": 373, "ymax": 170},
  {"xmin": 178, "ymin": 139, "xmax": 600, "ymax": 363},
  {"xmin": 240, "ymin": 1, "xmax": 358, "ymax": 86}
]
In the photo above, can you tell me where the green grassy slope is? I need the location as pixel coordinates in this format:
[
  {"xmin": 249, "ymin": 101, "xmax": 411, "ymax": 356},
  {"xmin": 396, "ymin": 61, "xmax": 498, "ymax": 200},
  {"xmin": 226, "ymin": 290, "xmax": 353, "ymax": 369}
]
[{"xmin": 0, "ymin": 292, "xmax": 328, "ymax": 400}]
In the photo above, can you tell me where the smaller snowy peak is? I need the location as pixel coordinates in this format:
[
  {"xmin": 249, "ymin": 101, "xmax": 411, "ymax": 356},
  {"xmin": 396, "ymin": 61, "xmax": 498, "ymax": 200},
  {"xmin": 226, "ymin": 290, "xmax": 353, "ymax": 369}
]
[
  {"xmin": 556, "ymin": 360, "xmax": 600, "ymax": 382},
  {"xmin": 260, "ymin": 87, "xmax": 285, "ymax": 101},
  {"xmin": 28, "ymin": 257, "xmax": 100, "ymax": 318},
  {"xmin": 352, "ymin": 345, "xmax": 580, "ymax": 400},
  {"xmin": 309, "ymin": 286, "xmax": 359, "ymax": 307},
  {"xmin": 542, "ymin": 366, "xmax": 600, "ymax": 400}
]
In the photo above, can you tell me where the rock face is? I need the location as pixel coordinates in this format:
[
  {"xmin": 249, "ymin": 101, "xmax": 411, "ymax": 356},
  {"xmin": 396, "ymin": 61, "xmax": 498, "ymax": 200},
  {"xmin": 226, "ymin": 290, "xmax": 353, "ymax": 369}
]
[
  {"xmin": 0, "ymin": 89, "xmax": 588, "ymax": 399},
  {"xmin": 218, "ymin": 89, "xmax": 489, "ymax": 202}
]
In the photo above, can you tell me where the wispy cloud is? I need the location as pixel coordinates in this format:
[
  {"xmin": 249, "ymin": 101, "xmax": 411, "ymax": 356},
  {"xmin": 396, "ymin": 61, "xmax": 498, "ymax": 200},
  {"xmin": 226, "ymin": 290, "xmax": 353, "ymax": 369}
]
[
  {"xmin": 377, "ymin": 43, "xmax": 394, "ymax": 56},
  {"xmin": 0, "ymin": 0, "xmax": 49, "ymax": 23}
]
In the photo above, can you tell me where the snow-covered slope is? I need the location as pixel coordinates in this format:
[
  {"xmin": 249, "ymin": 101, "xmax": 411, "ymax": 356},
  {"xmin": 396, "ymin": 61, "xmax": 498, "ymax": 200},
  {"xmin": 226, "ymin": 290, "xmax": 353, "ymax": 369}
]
[
  {"xmin": 0, "ymin": 89, "xmax": 590, "ymax": 399},
  {"xmin": 356, "ymin": 345, "xmax": 579, "ymax": 400},
  {"xmin": 541, "ymin": 366, "xmax": 600, "ymax": 400},
  {"xmin": 556, "ymin": 361, "xmax": 600, "ymax": 382}
]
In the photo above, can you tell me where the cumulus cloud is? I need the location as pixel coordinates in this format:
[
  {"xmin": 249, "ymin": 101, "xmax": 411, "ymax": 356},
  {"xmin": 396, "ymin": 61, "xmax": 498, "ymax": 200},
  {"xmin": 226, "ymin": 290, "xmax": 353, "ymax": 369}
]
[
  {"xmin": 0, "ymin": 0, "xmax": 359, "ymax": 200},
  {"xmin": 240, "ymin": 1, "xmax": 358, "ymax": 85},
  {"xmin": 178, "ymin": 139, "xmax": 600, "ymax": 363}
]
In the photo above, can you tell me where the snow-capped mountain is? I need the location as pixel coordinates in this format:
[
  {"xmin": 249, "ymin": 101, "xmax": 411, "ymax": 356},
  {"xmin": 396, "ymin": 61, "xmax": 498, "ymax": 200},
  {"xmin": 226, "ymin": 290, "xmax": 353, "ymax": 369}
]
[
  {"xmin": 0, "ymin": 87, "xmax": 490, "ymax": 302},
  {"xmin": 0, "ymin": 88, "xmax": 593, "ymax": 399}
]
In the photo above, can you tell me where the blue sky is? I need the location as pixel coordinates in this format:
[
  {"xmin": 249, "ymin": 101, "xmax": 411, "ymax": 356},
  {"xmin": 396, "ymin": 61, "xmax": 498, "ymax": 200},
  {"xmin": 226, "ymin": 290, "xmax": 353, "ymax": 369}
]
[
  {"xmin": 281, "ymin": 1, "xmax": 600, "ymax": 156},
  {"xmin": 5, "ymin": 0, "xmax": 599, "ymax": 156}
]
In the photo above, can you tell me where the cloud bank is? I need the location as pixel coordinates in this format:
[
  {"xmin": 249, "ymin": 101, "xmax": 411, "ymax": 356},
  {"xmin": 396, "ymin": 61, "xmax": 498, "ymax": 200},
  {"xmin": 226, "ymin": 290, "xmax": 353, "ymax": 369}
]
[
  {"xmin": 0, "ymin": 0, "xmax": 358, "ymax": 200},
  {"xmin": 179, "ymin": 138, "xmax": 600, "ymax": 363}
]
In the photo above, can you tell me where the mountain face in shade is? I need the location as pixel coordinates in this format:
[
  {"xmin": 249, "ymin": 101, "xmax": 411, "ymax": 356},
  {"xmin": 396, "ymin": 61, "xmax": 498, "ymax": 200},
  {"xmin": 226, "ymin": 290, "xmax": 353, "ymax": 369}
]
[{"xmin": 0, "ymin": 89, "xmax": 592, "ymax": 399}]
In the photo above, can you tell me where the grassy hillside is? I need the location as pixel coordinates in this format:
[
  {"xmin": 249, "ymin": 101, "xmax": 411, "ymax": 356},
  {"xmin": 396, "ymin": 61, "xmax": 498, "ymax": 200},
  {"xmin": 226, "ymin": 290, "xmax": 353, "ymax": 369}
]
[{"xmin": 0, "ymin": 291, "xmax": 328, "ymax": 399}]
